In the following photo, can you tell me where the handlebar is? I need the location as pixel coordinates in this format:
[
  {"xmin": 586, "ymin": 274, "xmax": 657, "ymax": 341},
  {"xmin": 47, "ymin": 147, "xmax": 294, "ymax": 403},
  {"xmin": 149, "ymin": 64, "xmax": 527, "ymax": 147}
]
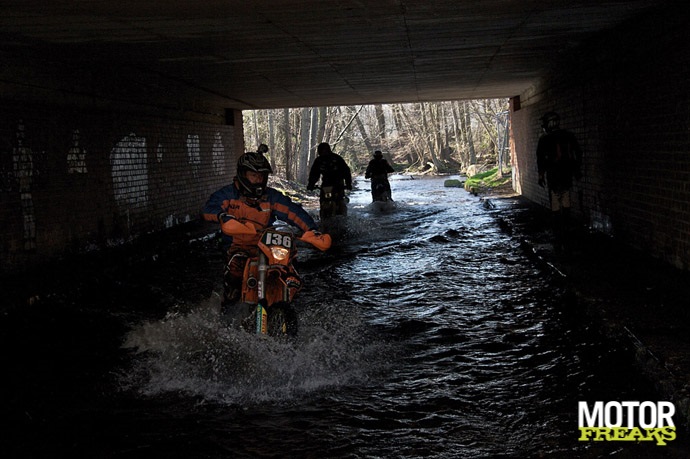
[
  {"xmin": 308, "ymin": 185, "xmax": 352, "ymax": 192},
  {"xmin": 218, "ymin": 215, "xmax": 331, "ymax": 251}
]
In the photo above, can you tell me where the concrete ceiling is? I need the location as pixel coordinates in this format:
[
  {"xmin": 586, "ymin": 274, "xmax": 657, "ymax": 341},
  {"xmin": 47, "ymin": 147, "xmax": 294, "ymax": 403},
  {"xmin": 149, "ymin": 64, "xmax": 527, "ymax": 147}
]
[{"xmin": 0, "ymin": 0, "xmax": 666, "ymax": 110}]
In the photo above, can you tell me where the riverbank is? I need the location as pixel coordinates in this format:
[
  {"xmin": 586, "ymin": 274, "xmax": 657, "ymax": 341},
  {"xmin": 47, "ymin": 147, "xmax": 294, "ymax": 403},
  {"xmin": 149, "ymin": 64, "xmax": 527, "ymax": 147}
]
[{"xmin": 479, "ymin": 189, "xmax": 690, "ymax": 435}]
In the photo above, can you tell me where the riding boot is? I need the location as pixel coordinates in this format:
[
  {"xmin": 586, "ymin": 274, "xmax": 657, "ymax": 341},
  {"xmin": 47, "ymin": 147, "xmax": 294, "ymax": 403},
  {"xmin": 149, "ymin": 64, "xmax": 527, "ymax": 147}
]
[
  {"xmin": 551, "ymin": 211, "xmax": 565, "ymax": 254},
  {"xmin": 560, "ymin": 208, "xmax": 572, "ymax": 254},
  {"xmin": 221, "ymin": 250, "xmax": 245, "ymax": 315},
  {"xmin": 552, "ymin": 208, "xmax": 572, "ymax": 256},
  {"xmin": 220, "ymin": 286, "xmax": 240, "ymax": 316}
]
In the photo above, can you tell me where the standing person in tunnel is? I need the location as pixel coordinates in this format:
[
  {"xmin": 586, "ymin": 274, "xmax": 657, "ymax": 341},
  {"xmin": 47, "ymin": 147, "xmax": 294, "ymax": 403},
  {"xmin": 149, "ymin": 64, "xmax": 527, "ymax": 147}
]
[
  {"xmin": 203, "ymin": 151, "xmax": 327, "ymax": 314},
  {"xmin": 365, "ymin": 150, "xmax": 395, "ymax": 202},
  {"xmin": 307, "ymin": 142, "xmax": 353, "ymax": 219},
  {"xmin": 536, "ymin": 111, "xmax": 583, "ymax": 253}
]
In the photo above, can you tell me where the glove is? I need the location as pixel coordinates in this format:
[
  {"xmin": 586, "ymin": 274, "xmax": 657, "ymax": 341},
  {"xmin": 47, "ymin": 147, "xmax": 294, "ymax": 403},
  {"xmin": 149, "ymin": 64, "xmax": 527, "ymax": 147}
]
[
  {"xmin": 217, "ymin": 212, "xmax": 234, "ymax": 223},
  {"xmin": 301, "ymin": 230, "xmax": 332, "ymax": 251}
]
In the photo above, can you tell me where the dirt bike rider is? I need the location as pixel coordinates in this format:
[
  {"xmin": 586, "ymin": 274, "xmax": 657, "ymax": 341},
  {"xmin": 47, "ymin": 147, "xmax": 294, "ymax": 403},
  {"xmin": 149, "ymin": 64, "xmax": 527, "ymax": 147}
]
[
  {"xmin": 307, "ymin": 142, "xmax": 353, "ymax": 218},
  {"xmin": 364, "ymin": 150, "xmax": 395, "ymax": 201},
  {"xmin": 203, "ymin": 150, "xmax": 327, "ymax": 314}
]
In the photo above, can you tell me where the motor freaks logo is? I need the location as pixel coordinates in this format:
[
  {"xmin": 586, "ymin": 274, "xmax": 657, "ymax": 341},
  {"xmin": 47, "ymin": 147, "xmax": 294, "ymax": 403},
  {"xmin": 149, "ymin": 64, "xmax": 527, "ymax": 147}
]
[{"xmin": 578, "ymin": 401, "xmax": 676, "ymax": 446}]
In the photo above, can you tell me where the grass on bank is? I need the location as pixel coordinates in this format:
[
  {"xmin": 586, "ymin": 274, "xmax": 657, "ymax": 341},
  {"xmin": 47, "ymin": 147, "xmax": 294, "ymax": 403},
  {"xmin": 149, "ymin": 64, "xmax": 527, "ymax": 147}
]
[{"xmin": 464, "ymin": 167, "xmax": 512, "ymax": 194}]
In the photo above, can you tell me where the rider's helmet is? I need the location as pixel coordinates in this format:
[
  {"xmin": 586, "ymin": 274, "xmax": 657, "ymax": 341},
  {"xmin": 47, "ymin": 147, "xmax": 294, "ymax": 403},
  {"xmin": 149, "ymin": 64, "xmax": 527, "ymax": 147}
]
[
  {"xmin": 540, "ymin": 112, "xmax": 560, "ymax": 133},
  {"xmin": 317, "ymin": 142, "xmax": 332, "ymax": 156},
  {"xmin": 374, "ymin": 150, "xmax": 383, "ymax": 159},
  {"xmin": 236, "ymin": 151, "xmax": 273, "ymax": 198}
]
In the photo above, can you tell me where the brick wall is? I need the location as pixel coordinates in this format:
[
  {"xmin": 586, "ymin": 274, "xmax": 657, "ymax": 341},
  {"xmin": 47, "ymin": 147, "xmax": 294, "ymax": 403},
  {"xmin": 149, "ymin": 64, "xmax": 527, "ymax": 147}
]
[
  {"xmin": 0, "ymin": 102, "xmax": 243, "ymax": 273},
  {"xmin": 511, "ymin": 7, "xmax": 690, "ymax": 269}
]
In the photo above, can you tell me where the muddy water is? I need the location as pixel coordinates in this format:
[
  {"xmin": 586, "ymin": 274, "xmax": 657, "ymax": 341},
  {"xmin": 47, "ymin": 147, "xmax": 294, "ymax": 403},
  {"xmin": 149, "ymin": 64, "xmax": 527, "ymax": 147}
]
[{"xmin": 1, "ymin": 176, "xmax": 669, "ymax": 458}]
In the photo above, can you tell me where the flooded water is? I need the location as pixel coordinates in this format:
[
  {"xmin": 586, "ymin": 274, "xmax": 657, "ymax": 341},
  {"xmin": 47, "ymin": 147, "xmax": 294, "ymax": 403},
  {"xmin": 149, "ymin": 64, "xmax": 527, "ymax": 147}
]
[{"xmin": 1, "ymin": 176, "xmax": 674, "ymax": 458}]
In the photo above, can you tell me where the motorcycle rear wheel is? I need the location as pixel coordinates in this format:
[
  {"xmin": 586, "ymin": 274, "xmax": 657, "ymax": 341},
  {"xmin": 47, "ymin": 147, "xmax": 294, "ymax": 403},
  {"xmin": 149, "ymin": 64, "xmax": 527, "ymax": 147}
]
[{"xmin": 266, "ymin": 302, "xmax": 298, "ymax": 338}]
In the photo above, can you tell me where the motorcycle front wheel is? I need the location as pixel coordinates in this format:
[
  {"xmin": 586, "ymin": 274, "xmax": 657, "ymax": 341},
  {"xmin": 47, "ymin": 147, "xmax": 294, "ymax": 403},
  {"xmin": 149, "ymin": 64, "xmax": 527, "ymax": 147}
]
[
  {"xmin": 319, "ymin": 201, "xmax": 337, "ymax": 220},
  {"xmin": 266, "ymin": 302, "xmax": 298, "ymax": 338}
]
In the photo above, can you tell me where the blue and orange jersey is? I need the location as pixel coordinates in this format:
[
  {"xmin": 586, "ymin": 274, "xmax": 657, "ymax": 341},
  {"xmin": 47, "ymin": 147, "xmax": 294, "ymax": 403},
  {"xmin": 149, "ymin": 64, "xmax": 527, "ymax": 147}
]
[{"xmin": 203, "ymin": 181, "xmax": 317, "ymax": 249}]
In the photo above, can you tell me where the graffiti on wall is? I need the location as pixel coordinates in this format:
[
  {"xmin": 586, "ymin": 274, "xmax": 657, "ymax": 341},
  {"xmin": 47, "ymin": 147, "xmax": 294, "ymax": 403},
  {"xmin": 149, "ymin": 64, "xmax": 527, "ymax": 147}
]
[
  {"xmin": 212, "ymin": 131, "xmax": 226, "ymax": 176},
  {"xmin": 67, "ymin": 129, "xmax": 88, "ymax": 174},
  {"xmin": 110, "ymin": 133, "xmax": 149, "ymax": 209},
  {"xmin": 187, "ymin": 134, "xmax": 201, "ymax": 177},
  {"xmin": 13, "ymin": 120, "xmax": 37, "ymax": 250},
  {"xmin": 2, "ymin": 118, "xmax": 236, "ymax": 271}
]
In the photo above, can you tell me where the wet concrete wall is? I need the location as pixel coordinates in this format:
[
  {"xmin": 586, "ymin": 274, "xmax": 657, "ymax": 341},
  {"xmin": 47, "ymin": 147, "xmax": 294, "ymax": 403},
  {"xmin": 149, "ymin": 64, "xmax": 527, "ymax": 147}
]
[
  {"xmin": 0, "ymin": 100, "xmax": 243, "ymax": 274},
  {"xmin": 512, "ymin": 8, "xmax": 690, "ymax": 270}
]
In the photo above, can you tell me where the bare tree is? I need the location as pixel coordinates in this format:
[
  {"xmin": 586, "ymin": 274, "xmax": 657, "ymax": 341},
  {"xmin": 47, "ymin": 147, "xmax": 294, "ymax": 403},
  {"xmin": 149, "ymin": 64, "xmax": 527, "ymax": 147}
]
[
  {"xmin": 374, "ymin": 104, "xmax": 387, "ymax": 150},
  {"xmin": 268, "ymin": 109, "xmax": 277, "ymax": 171},
  {"xmin": 463, "ymin": 101, "xmax": 477, "ymax": 166},
  {"xmin": 397, "ymin": 104, "xmax": 424, "ymax": 168},
  {"xmin": 297, "ymin": 107, "xmax": 311, "ymax": 182},
  {"xmin": 244, "ymin": 98, "xmax": 508, "ymax": 183},
  {"xmin": 353, "ymin": 106, "xmax": 374, "ymax": 156},
  {"xmin": 282, "ymin": 108, "xmax": 292, "ymax": 180}
]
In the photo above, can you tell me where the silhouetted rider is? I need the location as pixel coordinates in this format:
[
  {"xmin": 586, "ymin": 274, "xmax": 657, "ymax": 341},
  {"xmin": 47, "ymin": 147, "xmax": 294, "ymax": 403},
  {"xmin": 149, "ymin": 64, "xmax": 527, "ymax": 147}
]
[
  {"xmin": 365, "ymin": 150, "xmax": 395, "ymax": 201},
  {"xmin": 307, "ymin": 142, "xmax": 352, "ymax": 218}
]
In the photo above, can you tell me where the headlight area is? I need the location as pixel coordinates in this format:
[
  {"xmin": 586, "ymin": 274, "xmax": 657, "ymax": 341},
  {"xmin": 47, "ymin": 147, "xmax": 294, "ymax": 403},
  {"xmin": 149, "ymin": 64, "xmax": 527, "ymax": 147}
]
[{"xmin": 270, "ymin": 246, "xmax": 290, "ymax": 261}]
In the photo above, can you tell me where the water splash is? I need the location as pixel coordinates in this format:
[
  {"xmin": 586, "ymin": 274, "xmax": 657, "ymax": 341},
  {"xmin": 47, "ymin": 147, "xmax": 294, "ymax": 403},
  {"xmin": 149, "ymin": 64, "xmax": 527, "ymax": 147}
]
[{"xmin": 119, "ymin": 298, "xmax": 395, "ymax": 405}]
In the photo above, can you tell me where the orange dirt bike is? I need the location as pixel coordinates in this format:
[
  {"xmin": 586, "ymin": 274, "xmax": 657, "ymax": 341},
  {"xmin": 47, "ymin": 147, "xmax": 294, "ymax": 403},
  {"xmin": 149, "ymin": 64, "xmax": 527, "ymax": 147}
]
[{"xmin": 219, "ymin": 217, "xmax": 332, "ymax": 337}]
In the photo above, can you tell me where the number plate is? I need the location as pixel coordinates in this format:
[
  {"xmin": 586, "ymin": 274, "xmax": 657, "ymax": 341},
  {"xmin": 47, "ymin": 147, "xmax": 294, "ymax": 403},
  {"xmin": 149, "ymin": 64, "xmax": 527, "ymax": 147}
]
[{"xmin": 262, "ymin": 231, "xmax": 293, "ymax": 248}]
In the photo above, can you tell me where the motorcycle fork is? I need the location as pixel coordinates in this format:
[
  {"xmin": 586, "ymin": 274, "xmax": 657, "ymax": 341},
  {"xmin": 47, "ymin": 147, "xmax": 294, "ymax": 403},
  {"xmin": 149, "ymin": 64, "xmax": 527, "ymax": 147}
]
[
  {"xmin": 255, "ymin": 254, "xmax": 294, "ymax": 335},
  {"xmin": 256, "ymin": 253, "xmax": 268, "ymax": 334}
]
